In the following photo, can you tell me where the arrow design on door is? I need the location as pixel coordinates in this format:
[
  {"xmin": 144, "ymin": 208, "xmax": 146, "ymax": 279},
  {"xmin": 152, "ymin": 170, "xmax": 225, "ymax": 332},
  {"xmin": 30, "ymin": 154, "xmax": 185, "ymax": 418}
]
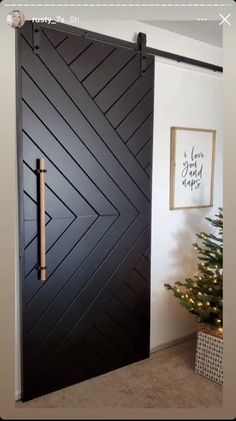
[{"xmin": 20, "ymin": 23, "xmax": 154, "ymax": 399}]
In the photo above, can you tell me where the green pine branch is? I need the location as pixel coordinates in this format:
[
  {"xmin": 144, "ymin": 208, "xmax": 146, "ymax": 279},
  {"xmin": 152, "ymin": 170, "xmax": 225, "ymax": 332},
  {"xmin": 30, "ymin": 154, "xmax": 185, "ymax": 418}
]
[{"xmin": 164, "ymin": 208, "xmax": 223, "ymax": 330}]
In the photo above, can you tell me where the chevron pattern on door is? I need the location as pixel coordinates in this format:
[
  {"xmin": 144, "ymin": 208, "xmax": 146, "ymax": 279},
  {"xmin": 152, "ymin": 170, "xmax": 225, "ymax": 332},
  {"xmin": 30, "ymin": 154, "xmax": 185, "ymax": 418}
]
[{"xmin": 18, "ymin": 22, "xmax": 154, "ymax": 401}]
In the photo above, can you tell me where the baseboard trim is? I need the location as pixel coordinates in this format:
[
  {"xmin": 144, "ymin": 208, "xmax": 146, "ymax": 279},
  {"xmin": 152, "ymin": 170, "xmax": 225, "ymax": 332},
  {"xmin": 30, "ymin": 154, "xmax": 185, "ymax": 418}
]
[{"xmin": 150, "ymin": 332, "xmax": 197, "ymax": 354}]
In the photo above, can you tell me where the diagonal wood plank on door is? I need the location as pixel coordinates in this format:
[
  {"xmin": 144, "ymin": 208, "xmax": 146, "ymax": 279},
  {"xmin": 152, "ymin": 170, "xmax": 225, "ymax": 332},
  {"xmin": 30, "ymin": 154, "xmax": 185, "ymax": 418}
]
[{"xmin": 19, "ymin": 22, "xmax": 154, "ymax": 400}]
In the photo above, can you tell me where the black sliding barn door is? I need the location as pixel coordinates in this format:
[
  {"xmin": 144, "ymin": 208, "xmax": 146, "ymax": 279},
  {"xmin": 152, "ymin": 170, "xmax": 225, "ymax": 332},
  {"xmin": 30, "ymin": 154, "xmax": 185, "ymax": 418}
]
[{"xmin": 18, "ymin": 21, "xmax": 154, "ymax": 401}]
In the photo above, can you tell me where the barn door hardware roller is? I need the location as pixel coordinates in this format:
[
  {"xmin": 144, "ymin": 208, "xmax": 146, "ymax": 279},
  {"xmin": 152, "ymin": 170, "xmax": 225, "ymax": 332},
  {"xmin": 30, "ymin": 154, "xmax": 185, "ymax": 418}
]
[
  {"xmin": 137, "ymin": 32, "xmax": 147, "ymax": 77},
  {"xmin": 33, "ymin": 22, "xmax": 41, "ymax": 54}
]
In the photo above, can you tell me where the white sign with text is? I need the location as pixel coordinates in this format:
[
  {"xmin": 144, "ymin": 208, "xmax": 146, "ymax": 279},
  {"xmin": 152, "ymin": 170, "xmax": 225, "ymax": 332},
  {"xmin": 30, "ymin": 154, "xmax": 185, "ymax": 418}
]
[{"xmin": 170, "ymin": 127, "xmax": 215, "ymax": 209}]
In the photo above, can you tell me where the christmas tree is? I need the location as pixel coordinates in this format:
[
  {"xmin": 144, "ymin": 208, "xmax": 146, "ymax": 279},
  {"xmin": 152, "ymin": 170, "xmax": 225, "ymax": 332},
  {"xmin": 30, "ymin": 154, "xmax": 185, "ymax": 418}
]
[{"xmin": 165, "ymin": 208, "xmax": 223, "ymax": 332}]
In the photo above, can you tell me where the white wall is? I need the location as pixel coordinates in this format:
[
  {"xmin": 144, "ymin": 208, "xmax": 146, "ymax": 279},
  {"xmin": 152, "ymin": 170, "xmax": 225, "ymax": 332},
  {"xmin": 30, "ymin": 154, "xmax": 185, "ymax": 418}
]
[
  {"xmin": 151, "ymin": 60, "xmax": 223, "ymax": 348},
  {"xmin": 8, "ymin": 19, "xmax": 222, "ymax": 396}
]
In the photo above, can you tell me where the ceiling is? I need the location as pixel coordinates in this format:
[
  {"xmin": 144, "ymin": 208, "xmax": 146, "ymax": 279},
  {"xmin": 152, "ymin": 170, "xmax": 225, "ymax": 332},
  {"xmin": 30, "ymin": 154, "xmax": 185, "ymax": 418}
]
[{"xmin": 141, "ymin": 21, "xmax": 222, "ymax": 47}]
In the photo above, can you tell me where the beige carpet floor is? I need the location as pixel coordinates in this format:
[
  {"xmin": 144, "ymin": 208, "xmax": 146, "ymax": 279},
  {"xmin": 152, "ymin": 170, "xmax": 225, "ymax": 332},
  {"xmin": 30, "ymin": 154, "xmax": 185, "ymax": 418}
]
[{"xmin": 16, "ymin": 337, "xmax": 222, "ymax": 408}]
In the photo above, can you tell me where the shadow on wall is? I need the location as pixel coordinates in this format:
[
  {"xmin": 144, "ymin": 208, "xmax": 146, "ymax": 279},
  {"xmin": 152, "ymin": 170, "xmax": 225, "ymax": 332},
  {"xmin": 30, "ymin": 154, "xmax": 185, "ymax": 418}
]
[
  {"xmin": 166, "ymin": 153, "xmax": 218, "ymax": 282},
  {"xmin": 151, "ymin": 207, "xmax": 213, "ymax": 347},
  {"xmin": 168, "ymin": 208, "xmax": 210, "ymax": 285}
]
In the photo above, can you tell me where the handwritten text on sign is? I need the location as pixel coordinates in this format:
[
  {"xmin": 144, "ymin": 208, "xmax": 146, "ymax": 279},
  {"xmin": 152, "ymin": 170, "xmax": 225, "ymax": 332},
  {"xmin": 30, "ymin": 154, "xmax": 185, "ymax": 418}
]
[{"xmin": 181, "ymin": 146, "xmax": 204, "ymax": 191}]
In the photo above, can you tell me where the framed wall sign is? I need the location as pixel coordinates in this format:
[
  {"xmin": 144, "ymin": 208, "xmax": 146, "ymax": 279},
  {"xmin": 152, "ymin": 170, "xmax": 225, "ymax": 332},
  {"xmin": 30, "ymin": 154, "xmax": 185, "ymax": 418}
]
[{"xmin": 170, "ymin": 127, "xmax": 216, "ymax": 210}]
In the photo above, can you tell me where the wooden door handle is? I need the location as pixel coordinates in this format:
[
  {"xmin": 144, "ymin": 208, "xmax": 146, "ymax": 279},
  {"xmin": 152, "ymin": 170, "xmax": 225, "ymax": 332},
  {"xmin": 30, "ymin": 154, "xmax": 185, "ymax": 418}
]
[{"xmin": 37, "ymin": 158, "xmax": 46, "ymax": 281}]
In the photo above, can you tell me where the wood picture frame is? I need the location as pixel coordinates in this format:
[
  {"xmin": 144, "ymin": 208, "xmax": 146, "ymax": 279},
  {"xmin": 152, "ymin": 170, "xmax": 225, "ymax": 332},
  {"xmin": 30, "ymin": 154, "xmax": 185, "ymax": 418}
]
[{"xmin": 170, "ymin": 127, "xmax": 216, "ymax": 210}]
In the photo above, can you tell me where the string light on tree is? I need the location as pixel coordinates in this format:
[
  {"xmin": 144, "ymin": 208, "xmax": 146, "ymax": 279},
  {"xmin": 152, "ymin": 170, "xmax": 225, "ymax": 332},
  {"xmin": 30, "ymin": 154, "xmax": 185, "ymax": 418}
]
[{"xmin": 164, "ymin": 208, "xmax": 223, "ymax": 330}]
